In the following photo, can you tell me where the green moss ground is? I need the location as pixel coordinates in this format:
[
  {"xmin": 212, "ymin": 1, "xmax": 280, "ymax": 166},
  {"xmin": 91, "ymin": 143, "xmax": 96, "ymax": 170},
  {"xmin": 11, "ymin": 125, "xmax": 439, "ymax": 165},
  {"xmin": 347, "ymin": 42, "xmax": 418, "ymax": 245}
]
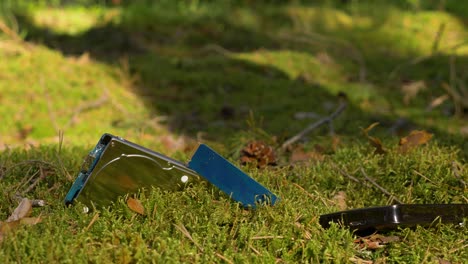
[{"xmin": 0, "ymin": 1, "xmax": 467, "ymax": 263}]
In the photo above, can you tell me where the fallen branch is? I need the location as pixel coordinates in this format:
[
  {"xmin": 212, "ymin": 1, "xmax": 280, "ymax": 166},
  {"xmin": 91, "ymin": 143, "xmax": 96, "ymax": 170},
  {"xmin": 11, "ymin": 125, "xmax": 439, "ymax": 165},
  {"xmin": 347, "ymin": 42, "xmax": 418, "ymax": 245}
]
[
  {"xmin": 282, "ymin": 95, "xmax": 347, "ymax": 150},
  {"xmin": 360, "ymin": 168, "xmax": 402, "ymax": 204}
]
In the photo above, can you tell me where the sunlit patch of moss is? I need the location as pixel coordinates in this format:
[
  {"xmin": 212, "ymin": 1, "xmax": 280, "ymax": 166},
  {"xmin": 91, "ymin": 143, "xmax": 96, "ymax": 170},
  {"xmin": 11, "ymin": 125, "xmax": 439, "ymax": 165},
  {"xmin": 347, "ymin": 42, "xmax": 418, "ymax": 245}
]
[
  {"xmin": 233, "ymin": 50, "xmax": 340, "ymax": 82},
  {"xmin": 31, "ymin": 7, "xmax": 119, "ymax": 35},
  {"xmin": 285, "ymin": 6, "xmax": 467, "ymax": 57}
]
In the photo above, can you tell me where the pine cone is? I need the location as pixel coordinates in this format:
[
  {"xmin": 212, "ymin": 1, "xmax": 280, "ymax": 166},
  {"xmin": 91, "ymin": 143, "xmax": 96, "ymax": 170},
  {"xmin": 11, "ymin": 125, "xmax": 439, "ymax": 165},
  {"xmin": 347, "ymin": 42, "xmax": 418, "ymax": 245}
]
[{"xmin": 240, "ymin": 141, "xmax": 277, "ymax": 168}]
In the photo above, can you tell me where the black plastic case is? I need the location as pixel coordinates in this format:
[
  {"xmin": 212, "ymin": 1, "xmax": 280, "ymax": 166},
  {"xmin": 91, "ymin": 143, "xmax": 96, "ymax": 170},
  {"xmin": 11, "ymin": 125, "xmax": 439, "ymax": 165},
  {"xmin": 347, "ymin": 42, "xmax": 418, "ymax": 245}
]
[{"xmin": 319, "ymin": 204, "xmax": 468, "ymax": 234}]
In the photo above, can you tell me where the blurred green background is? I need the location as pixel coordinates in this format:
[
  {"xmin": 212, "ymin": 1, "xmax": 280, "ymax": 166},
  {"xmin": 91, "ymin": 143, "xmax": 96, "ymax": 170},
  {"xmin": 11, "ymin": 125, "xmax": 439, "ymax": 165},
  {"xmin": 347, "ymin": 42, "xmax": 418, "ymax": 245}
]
[{"xmin": 1, "ymin": 0, "xmax": 467, "ymax": 153}]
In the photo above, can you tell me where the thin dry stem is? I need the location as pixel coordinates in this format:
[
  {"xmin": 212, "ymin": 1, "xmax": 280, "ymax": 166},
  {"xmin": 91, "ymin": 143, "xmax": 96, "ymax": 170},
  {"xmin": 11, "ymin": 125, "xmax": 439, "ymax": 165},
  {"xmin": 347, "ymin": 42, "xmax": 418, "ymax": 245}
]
[
  {"xmin": 360, "ymin": 168, "xmax": 402, "ymax": 204},
  {"xmin": 330, "ymin": 162, "xmax": 360, "ymax": 183},
  {"xmin": 282, "ymin": 98, "xmax": 347, "ymax": 150}
]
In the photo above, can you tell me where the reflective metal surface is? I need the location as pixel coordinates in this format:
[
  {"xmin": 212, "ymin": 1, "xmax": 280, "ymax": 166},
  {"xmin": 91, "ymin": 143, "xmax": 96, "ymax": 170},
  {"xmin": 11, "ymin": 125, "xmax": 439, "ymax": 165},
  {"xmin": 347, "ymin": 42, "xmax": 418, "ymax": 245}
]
[{"xmin": 66, "ymin": 134, "xmax": 200, "ymax": 207}]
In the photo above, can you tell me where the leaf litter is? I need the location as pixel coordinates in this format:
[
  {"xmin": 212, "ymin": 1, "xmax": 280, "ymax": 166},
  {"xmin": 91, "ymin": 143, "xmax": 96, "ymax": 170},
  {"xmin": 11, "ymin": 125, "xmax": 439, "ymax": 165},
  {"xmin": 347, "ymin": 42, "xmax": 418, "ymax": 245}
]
[
  {"xmin": 127, "ymin": 197, "xmax": 145, "ymax": 215},
  {"xmin": 363, "ymin": 122, "xmax": 433, "ymax": 155},
  {"xmin": 0, "ymin": 198, "xmax": 42, "ymax": 243},
  {"xmin": 354, "ymin": 233, "xmax": 400, "ymax": 250},
  {"xmin": 362, "ymin": 123, "xmax": 386, "ymax": 154},
  {"xmin": 398, "ymin": 130, "xmax": 433, "ymax": 153}
]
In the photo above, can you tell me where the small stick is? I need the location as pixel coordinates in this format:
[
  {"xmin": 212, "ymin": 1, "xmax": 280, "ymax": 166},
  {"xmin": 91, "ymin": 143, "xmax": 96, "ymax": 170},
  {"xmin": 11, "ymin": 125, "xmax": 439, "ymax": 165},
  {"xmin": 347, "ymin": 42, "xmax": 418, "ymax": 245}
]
[
  {"xmin": 56, "ymin": 130, "xmax": 73, "ymax": 181},
  {"xmin": 84, "ymin": 212, "xmax": 100, "ymax": 232},
  {"xmin": 251, "ymin": 236, "xmax": 284, "ymax": 240},
  {"xmin": 215, "ymin": 253, "xmax": 234, "ymax": 264},
  {"xmin": 282, "ymin": 96, "xmax": 347, "ymax": 150},
  {"xmin": 21, "ymin": 167, "xmax": 47, "ymax": 195},
  {"xmin": 173, "ymin": 223, "xmax": 204, "ymax": 252},
  {"xmin": 291, "ymin": 183, "xmax": 316, "ymax": 199},
  {"xmin": 360, "ymin": 168, "xmax": 403, "ymax": 204},
  {"xmin": 249, "ymin": 244, "xmax": 262, "ymax": 256},
  {"xmin": 330, "ymin": 162, "xmax": 360, "ymax": 183}
]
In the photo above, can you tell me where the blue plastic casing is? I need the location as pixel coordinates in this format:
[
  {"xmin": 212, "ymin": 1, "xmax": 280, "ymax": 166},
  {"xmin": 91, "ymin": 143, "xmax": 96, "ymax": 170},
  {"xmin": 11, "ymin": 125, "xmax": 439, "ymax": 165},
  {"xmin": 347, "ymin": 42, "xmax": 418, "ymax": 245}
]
[{"xmin": 188, "ymin": 144, "xmax": 278, "ymax": 208}]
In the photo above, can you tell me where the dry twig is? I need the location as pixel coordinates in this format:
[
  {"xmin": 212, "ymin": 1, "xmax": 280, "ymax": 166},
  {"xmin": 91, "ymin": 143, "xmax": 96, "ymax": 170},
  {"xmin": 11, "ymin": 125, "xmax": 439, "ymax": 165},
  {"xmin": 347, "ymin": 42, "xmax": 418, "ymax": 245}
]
[
  {"xmin": 84, "ymin": 213, "xmax": 100, "ymax": 232},
  {"xmin": 173, "ymin": 223, "xmax": 204, "ymax": 252},
  {"xmin": 330, "ymin": 162, "xmax": 360, "ymax": 183},
  {"xmin": 21, "ymin": 166, "xmax": 47, "ymax": 195},
  {"xmin": 56, "ymin": 130, "xmax": 73, "ymax": 181},
  {"xmin": 360, "ymin": 168, "xmax": 402, "ymax": 204},
  {"xmin": 282, "ymin": 95, "xmax": 347, "ymax": 150},
  {"xmin": 215, "ymin": 253, "xmax": 234, "ymax": 264}
]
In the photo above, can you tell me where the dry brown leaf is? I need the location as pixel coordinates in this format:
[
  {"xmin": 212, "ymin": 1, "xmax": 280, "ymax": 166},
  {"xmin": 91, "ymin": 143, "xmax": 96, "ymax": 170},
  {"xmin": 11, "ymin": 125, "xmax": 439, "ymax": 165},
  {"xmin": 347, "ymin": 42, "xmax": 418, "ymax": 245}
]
[
  {"xmin": 127, "ymin": 197, "xmax": 145, "ymax": 215},
  {"xmin": 399, "ymin": 130, "xmax": 433, "ymax": 153},
  {"xmin": 7, "ymin": 198, "xmax": 32, "ymax": 222},
  {"xmin": 354, "ymin": 234, "xmax": 400, "ymax": 250},
  {"xmin": 362, "ymin": 123, "xmax": 386, "ymax": 154},
  {"xmin": 290, "ymin": 146, "xmax": 324, "ymax": 163}
]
